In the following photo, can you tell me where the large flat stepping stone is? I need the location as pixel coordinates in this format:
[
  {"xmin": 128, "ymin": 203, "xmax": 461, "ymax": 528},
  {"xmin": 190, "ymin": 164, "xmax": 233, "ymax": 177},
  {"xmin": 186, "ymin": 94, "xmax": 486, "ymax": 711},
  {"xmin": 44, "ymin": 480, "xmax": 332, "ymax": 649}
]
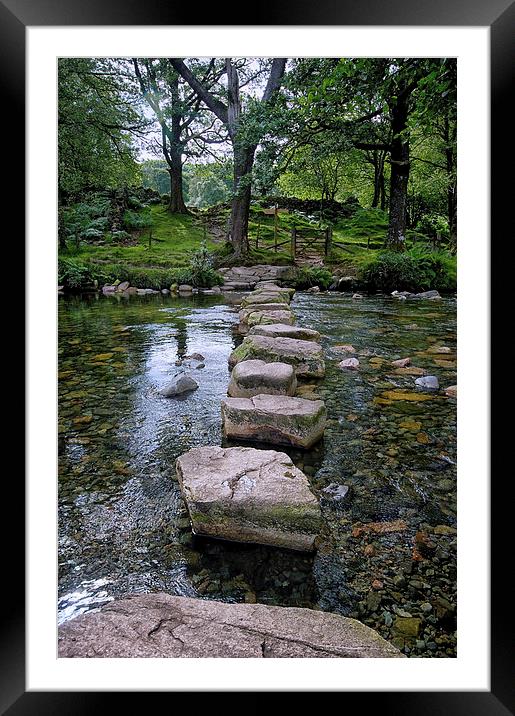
[
  {"xmin": 58, "ymin": 593, "xmax": 404, "ymax": 658},
  {"xmin": 242, "ymin": 290, "xmax": 292, "ymax": 307},
  {"xmin": 239, "ymin": 310, "xmax": 295, "ymax": 334},
  {"xmin": 175, "ymin": 446, "xmax": 321, "ymax": 551},
  {"xmin": 249, "ymin": 323, "xmax": 321, "ymax": 342},
  {"xmin": 228, "ymin": 360, "xmax": 297, "ymax": 398},
  {"xmin": 222, "ymin": 394, "xmax": 326, "ymax": 448},
  {"xmin": 229, "ymin": 335, "xmax": 325, "ymax": 378},
  {"xmin": 239, "ymin": 302, "xmax": 291, "ymax": 314}
]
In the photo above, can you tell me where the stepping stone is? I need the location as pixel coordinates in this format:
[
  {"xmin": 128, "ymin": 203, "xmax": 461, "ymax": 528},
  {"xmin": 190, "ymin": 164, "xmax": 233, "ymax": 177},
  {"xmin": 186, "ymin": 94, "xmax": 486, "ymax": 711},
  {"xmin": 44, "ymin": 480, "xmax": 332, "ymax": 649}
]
[
  {"xmin": 58, "ymin": 593, "xmax": 405, "ymax": 658},
  {"xmin": 239, "ymin": 310, "xmax": 295, "ymax": 334},
  {"xmin": 228, "ymin": 360, "xmax": 297, "ymax": 398},
  {"xmin": 221, "ymin": 394, "xmax": 326, "ymax": 448},
  {"xmin": 175, "ymin": 446, "xmax": 322, "ymax": 551},
  {"xmin": 239, "ymin": 302, "xmax": 291, "ymax": 314},
  {"xmin": 229, "ymin": 335, "xmax": 325, "ymax": 378},
  {"xmin": 249, "ymin": 323, "xmax": 321, "ymax": 342},
  {"xmin": 242, "ymin": 290, "xmax": 292, "ymax": 307}
]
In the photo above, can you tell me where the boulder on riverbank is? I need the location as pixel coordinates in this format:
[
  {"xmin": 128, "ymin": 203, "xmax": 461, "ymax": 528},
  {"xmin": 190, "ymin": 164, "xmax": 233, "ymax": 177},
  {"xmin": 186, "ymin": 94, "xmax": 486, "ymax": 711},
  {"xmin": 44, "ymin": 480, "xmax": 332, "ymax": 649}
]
[
  {"xmin": 58, "ymin": 593, "xmax": 405, "ymax": 658},
  {"xmin": 222, "ymin": 394, "xmax": 326, "ymax": 448},
  {"xmin": 175, "ymin": 446, "xmax": 322, "ymax": 551},
  {"xmin": 229, "ymin": 335, "xmax": 325, "ymax": 378},
  {"xmin": 249, "ymin": 323, "xmax": 321, "ymax": 342},
  {"xmin": 228, "ymin": 360, "xmax": 297, "ymax": 398}
]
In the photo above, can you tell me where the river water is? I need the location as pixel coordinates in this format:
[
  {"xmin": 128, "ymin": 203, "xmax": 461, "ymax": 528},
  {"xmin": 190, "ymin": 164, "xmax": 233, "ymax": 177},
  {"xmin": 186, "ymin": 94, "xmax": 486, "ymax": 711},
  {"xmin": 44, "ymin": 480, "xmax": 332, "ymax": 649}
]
[{"xmin": 58, "ymin": 291, "xmax": 457, "ymax": 657}]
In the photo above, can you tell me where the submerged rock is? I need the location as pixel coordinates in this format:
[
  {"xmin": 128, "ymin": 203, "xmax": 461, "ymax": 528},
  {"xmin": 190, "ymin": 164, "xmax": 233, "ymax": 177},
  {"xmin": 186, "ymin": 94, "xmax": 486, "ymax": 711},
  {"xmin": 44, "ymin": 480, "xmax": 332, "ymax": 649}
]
[
  {"xmin": 415, "ymin": 375, "xmax": 439, "ymax": 390},
  {"xmin": 58, "ymin": 593, "xmax": 404, "ymax": 658},
  {"xmin": 445, "ymin": 384, "xmax": 457, "ymax": 397},
  {"xmin": 391, "ymin": 357, "xmax": 411, "ymax": 368},
  {"xmin": 414, "ymin": 290, "xmax": 441, "ymax": 300},
  {"xmin": 221, "ymin": 394, "xmax": 326, "ymax": 448},
  {"xmin": 228, "ymin": 360, "xmax": 297, "ymax": 398},
  {"xmin": 229, "ymin": 335, "xmax": 325, "ymax": 378},
  {"xmin": 175, "ymin": 445, "xmax": 322, "ymax": 551},
  {"xmin": 338, "ymin": 358, "xmax": 360, "ymax": 370},
  {"xmin": 249, "ymin": 323, "xmax": 321, "ymax": 342},
  {"xmin": 322, "ymin": 483, "xmax": 350, "ymax": 502},
  {"xmin": 333, "ymin": 344, "xmax": 356, "ymax": 354},
  {"xmin": 158, "ymin": 375, "xmax": 199, "ymax": 397}
]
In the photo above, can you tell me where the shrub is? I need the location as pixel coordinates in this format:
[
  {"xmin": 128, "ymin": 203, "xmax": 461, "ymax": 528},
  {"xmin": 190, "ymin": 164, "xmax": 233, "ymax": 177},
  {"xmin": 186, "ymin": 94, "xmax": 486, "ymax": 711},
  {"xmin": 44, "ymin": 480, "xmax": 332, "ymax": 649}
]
[
  {"xmin": 359, "ymin": 248, "xmax": 456, "ymax": 293},
  {"xmin": 123, "ymin": 209, "xmax": 153, "ymax": 230},
  {"xmin": 184, "ymin": 242, "xmax": 224, "ymax": 287},
  {"xmin": 415, "ymin": 213, "xmax": 450, "ymax": 241},
  {"xmin": 58, "ymin": 258, "xmax": 96, "ymax": 289},
  {"xmin": 286, "ymin": 266, "xmax": 334, "ymax": 290}
]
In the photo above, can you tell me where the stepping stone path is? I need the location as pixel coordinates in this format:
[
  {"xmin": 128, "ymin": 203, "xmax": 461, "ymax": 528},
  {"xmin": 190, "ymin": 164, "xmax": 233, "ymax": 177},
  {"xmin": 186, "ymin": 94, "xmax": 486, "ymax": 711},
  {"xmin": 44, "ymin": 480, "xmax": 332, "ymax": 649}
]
[
  {"xmin": 222, "ymin": 394, "xmax": 326, "ymax": 448},
  {"xmin": 57, "ymin": 275, "xmax": 401, "ymax": 658},
  {"xmin": 228, "ymin": 360, "xmax": 297, "ymax": 398},
  {"xmin": 176, "ymin": 446, "xmax": 322, "ymax": 551}
]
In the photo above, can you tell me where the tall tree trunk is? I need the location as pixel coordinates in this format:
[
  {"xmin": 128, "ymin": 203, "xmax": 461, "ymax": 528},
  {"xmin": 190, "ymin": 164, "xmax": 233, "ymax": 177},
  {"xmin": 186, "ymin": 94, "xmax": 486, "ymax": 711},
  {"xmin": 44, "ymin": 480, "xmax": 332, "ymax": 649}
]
[
  {"xmin": 168, "ymin": 153, "xmax": 188, "ymax": 214},
  {"xmin": 166, "ymin": 74, "xmax": 188, "ymax": 214},
  {"xmin": 229, "ymin": 142, "xmax": 255, "ymax": 256},
  {"xmin": 386, "ymin": 97, "xmax": 410, "ymax": 249}
]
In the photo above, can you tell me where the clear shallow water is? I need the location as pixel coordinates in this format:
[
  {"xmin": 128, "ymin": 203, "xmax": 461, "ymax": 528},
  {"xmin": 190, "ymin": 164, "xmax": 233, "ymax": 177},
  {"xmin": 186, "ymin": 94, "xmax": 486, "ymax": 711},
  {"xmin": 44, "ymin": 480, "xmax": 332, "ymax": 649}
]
[{"xmin": 58, "ymin": 291, "xmax": 456, "ymax": 656}]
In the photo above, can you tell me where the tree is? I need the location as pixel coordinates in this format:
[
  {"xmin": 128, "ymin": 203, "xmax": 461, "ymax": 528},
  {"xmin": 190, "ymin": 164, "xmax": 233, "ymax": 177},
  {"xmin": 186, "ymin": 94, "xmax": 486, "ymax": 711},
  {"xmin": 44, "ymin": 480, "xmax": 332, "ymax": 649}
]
[
  {"xmin": 58, "ymin": 58, "xmax": 145, "ymax": 197},
  {"xmin": 169, "ymin": 57, "xmax": 287, "ymax": 256},
  {"xmin": 132, "ymin": 58, "xmax": 227, "ymax": 214}
]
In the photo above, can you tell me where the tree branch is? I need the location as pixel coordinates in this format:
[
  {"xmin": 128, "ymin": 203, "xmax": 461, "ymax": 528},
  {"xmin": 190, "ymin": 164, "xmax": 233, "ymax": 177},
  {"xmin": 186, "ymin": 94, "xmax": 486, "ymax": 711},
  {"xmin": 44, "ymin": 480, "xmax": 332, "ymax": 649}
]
[{"xmin": 168, "ymin": 58, "xmax": 228, "ymax": 125}]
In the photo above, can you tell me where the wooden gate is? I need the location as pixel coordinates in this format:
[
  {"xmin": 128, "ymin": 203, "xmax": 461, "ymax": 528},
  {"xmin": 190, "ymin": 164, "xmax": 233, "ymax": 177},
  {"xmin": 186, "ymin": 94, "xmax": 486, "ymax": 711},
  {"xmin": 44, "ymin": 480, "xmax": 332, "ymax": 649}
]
[{"xmin": 290, "ymin": 226, "xmax": 333, "ymax": 260}]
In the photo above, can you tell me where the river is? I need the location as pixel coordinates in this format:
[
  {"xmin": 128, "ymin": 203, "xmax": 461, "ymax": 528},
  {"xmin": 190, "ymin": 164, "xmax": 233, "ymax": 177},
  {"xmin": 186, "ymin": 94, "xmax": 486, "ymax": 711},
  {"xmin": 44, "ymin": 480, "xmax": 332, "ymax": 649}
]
[{"xmin": 58, "ymin": 290, "xmax": 457, "ymax": 657}]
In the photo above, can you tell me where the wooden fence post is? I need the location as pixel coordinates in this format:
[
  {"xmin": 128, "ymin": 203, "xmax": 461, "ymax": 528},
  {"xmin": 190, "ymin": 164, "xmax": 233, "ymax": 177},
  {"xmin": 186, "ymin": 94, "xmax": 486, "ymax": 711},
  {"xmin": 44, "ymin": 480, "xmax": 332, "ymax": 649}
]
[
  {"xmin": 324, "ymin": 226, "xmax": 332, "ymax": 256},
  {"xmin": 256, "ymin": 218, "xmax": 261, "ymax": 249},
  {"xmin": 274, "ymin": 205, "xmax": 278, "ymax": 252}
]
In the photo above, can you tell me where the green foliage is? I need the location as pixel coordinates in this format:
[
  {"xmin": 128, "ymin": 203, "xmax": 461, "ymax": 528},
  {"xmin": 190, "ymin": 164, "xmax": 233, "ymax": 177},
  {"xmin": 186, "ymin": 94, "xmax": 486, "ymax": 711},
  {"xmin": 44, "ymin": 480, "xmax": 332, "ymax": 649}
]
[
  {"xmin": 58, "ymin": 58, "xmax": 143, "ymax": 194},
  {"xmin": 359, "ymin": 247, "xmax": 456, "ymax": 293},
  {"xmin": 58, "ymin": 257, "xmax": 96, "ymax": 289},
  {"xmin": 415, "ymin": 213, "xmax": 449, "ymax": 240},
  {"xmin": 185, "ymin": 242, "xmax": 224, "ymax": 287},
  {"xmin": 286, "ymin": 266, "xmax": 334, "ymax": 290},
  {"xmin": 123, "ymin": 208, "xmax": 153, "ymax": 230}
]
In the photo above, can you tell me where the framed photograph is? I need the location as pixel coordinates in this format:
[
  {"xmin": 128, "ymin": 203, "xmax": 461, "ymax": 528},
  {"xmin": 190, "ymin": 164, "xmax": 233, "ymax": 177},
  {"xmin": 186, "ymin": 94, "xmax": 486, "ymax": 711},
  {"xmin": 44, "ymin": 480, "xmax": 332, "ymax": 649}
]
[{"xmin": 5, "ymin": 0, "xmax": 508, "ymax": 710}]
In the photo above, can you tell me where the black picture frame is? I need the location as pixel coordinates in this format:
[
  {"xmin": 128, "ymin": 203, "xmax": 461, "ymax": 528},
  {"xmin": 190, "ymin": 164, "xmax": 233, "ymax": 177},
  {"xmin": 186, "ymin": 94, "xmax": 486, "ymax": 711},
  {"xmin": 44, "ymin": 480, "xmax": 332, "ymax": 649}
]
[{"xmin": 4, "ymin": 0, "xmax": 510, "ymax": 711}]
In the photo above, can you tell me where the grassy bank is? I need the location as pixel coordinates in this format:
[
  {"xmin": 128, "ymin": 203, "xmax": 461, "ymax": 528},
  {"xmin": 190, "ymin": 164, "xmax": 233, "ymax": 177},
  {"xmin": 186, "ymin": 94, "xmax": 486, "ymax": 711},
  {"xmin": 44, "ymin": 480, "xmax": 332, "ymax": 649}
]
[{"xmin": 58, "ymin": 198, "xmax": 456, "ymax": 292}]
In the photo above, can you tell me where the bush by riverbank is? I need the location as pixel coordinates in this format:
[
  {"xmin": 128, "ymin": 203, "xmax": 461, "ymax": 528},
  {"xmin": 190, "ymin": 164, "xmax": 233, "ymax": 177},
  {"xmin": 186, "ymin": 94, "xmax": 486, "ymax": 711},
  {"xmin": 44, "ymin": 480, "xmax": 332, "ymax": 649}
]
[{"xmin": 357, "ymin": 248, "xmax": 457, "ymax": 294}]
